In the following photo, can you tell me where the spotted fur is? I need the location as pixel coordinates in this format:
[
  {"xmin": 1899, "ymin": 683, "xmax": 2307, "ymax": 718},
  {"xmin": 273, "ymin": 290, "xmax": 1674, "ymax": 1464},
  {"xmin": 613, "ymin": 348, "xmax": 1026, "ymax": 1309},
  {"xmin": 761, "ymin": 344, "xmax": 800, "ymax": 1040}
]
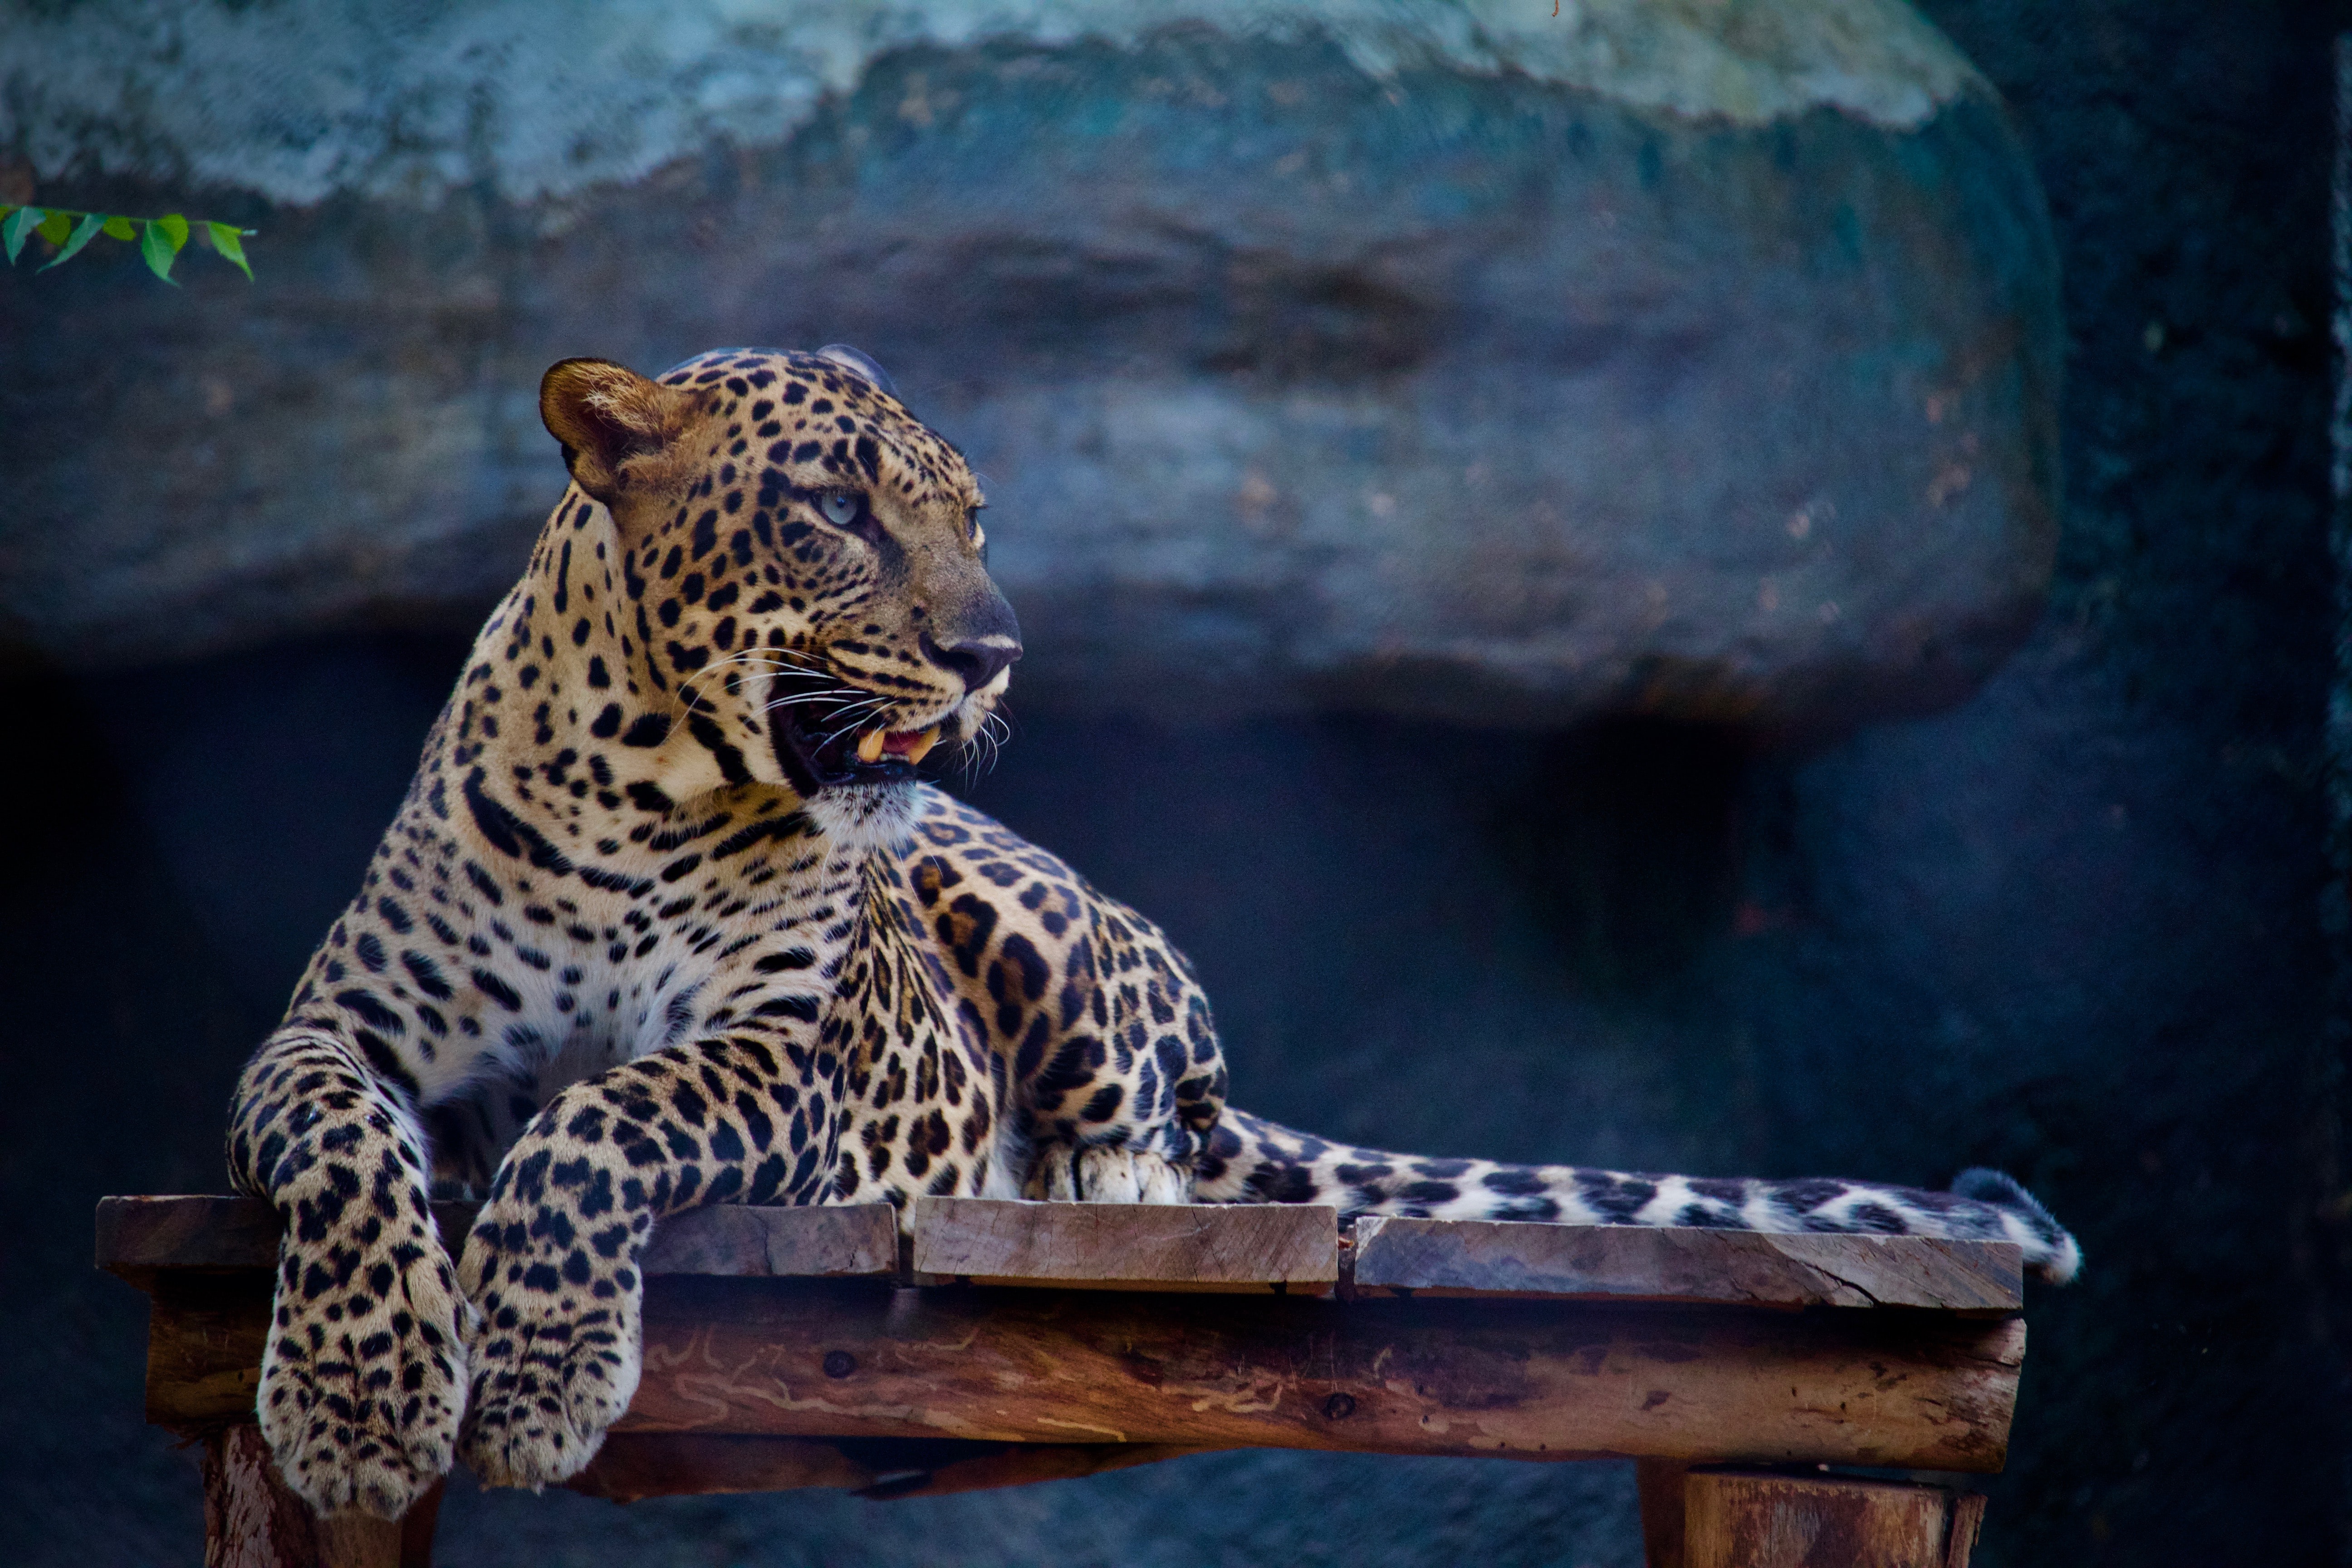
[{"xmin": 227, "ymin": 346, "xmax": 2080, "ymax": 1519}]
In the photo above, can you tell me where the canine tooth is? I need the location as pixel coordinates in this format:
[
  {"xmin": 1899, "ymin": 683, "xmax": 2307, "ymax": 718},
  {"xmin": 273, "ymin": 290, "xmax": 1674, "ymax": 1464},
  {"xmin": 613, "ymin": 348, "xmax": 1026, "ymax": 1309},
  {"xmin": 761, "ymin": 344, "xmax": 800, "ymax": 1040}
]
[
  {"xmin": 905, "ymin": 727, "xmax": 940, "ymax": 764},
  {"xmin": 856, "ymin": 729, "xmax": 887, "ymax": 764}
]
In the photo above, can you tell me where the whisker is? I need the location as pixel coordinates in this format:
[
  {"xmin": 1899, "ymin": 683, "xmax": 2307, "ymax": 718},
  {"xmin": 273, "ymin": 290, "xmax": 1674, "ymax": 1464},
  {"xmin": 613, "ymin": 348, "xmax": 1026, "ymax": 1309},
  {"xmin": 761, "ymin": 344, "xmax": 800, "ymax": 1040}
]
[
  {"xmin": 678, "ymin": 649, "xmax": 808, "ymax": 708},
  {"xmin": 953, "ymin": 705, "xmax": 1010, "ymax": 784},
  {"xmin": 818, "ymin": 719, "xmax": 877, "ymax": 751},
  {"xmin": 763, "ymin": 691, "xmax": 862, "ymax": 710},
  {"xmin": 814, "ymin": 696, "xmax": 892, "ymax": 741}
]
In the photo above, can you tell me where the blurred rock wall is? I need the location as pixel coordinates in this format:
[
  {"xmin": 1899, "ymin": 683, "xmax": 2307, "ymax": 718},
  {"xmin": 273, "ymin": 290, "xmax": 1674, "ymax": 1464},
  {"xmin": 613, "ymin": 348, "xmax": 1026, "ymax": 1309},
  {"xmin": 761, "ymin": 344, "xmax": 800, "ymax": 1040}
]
[{"xmin": 0, "ymin": 0, "xmax": 2057, "ymax": 734}]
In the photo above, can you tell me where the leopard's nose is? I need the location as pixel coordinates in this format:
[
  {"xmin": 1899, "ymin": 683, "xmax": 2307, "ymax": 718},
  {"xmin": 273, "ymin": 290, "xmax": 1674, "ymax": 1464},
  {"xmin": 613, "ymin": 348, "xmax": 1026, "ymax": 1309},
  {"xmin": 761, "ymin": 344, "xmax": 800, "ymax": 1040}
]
[
  {"xmin": 925, "ymin": 582, "xmax": 1023, "ymax": 692},
  {"xmin": 922, "ymin": 631, "xmax": 1021, "ymax": 692}
]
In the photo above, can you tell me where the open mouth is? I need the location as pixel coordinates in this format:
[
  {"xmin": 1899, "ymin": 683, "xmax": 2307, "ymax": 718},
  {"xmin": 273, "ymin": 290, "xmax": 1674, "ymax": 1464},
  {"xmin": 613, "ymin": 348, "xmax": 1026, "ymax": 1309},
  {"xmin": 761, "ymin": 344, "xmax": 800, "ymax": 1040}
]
[{"xmin": 767, "ymin": 682, "xmax": 944, "ymax": 793}]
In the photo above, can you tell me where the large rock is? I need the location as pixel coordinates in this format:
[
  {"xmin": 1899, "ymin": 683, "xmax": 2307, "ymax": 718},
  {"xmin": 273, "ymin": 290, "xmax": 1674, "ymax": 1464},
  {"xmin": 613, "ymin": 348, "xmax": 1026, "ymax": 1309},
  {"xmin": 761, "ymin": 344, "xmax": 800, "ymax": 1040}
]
[{"xmin": 0, "ymin": 0, "xmax": 2058, "ymax": 733}]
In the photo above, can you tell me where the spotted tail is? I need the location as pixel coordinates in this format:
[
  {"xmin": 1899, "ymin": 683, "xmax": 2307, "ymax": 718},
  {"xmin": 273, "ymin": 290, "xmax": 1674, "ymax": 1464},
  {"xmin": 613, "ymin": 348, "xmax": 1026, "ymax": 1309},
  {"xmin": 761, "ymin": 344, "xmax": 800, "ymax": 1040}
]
[{"xmin": 1194, "ymin": 1108, "xmax": 2081, "ymax": 1284}]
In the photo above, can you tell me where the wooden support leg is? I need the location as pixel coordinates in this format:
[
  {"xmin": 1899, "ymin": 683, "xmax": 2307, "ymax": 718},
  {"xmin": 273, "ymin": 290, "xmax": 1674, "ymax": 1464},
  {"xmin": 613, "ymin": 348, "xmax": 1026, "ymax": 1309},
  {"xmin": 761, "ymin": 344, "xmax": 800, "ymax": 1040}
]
[
  {"xmin": 1636, "ymin": 1460, "xmax": 1693, "ymax": 1568},
  {"xmin": 201, "ymin": 1425, "xmax": 443, "ymax": 1568},
  {"xmin": 1640, "ymin": 1465, "xmax": 1985, "ymax": 1568}
]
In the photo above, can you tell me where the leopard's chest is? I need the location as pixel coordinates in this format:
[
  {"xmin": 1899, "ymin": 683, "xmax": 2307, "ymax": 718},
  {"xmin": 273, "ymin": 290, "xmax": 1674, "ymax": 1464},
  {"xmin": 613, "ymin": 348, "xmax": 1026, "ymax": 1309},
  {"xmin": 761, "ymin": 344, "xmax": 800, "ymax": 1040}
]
[{"xmin": 404, "ymin": 810, "xmax": 882, "ymax": 1183}]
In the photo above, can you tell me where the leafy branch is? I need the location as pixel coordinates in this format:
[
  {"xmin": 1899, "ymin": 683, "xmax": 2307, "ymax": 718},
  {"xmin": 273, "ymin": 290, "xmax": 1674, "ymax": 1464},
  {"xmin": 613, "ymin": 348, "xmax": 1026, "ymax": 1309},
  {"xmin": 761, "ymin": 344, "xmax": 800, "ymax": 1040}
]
[{"xmin": 0, "ymin": 206, "xmax": 255, "ymax": 284}]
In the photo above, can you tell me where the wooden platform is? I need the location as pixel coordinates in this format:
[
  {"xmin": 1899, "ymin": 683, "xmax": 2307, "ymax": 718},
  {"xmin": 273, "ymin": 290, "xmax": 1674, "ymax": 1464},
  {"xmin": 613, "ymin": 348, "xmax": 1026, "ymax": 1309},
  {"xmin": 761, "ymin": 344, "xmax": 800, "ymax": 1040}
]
[{"xmin": 98, "ymin": 1195, "xmax": 2026, "ymax": 1567}]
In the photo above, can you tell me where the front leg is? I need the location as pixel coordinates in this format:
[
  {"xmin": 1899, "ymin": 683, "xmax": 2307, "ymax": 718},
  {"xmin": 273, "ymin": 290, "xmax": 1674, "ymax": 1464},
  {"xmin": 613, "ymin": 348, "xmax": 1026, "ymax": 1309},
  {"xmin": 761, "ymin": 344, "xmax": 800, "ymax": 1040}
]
[
  {"xmin": 1017, "ymin": 885, "xmax": 1229, "ymax": 1205},
  {"xmin": 455, "ymin": 1035, "xmax": 833, "ymax": 1489},
  {"xmin": 229, "ymin": 1028, "xmax": 467, "ymax": 1519}
]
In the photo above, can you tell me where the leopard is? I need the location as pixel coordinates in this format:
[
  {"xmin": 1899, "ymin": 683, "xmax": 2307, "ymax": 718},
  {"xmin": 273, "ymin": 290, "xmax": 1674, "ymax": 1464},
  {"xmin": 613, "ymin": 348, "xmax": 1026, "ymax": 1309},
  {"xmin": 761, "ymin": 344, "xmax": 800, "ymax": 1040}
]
[{"xmin": 225, "ymin": 343, "xmax": 2082, "ymax": 1521}]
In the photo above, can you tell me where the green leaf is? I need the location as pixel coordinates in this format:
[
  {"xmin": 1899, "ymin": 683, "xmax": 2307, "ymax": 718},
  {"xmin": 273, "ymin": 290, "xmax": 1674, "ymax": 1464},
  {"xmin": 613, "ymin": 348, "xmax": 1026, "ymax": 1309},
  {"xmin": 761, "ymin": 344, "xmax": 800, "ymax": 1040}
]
[
  {"xmin": 3, "ymin": 207, "xmax": 43, "ymax": 265},
  {"xmin": 157, "ymin": 212, "xmax": 189, "ymax": 252},
  {"xmin": 36, "ymin": 210, "xmax": 72, "ymax": 245},
  {"xmin": 101, "ymin": 215, "xmax": 134, "ymax": 240},
  {"xmin": 38, "ymin": 211, "xmax": 106, "ymax": 271},
  {"xmin": 205, "ymin": 221, "xmax": 254, "ymax": 281},
  {"xmin": 140, "ymin": 219, "xmax": 180, "ymax": 284}
]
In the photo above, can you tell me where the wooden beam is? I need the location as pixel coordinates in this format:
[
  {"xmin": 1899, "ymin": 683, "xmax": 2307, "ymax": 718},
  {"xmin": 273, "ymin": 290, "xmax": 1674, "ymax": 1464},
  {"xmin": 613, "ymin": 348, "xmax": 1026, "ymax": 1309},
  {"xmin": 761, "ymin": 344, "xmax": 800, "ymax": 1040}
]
[
  {"xmin": 911, "ymin": 1198, "xmax": 1339, "ymax": 1293},
  {"xmin": 152, "ymin": 1275, "xmax": 272, "ymax": 1434},
  {"xmin": 605, "ymin": 1281, "xmax": 2021, "ymax": 1469},
  {"xmin": 142, "ymin": 1279, "xmax": 2023, "ymax": 1469},
  {"xmin": 1351, "ymin": 1218, "xmax": 2022, "ymax": 1311},
  {"xmin": 1679, "ymin": 1470, "xmax": 1987, "ymax": 1568},
  {"xmin": 98, "ymin": 1196, "xmax": 897, "ymax": 1283}
]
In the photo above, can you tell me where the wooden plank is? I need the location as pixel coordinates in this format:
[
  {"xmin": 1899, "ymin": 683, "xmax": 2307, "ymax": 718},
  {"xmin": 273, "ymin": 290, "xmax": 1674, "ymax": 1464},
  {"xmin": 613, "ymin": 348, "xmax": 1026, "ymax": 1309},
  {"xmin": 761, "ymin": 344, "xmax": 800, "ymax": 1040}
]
[
  {"xmin": 98, "ymin": 1196, "xmax": 896, "ymax": 1282},
  {"xmin": 570, "ymin": 1433, "xmax": 1212, "ymax": 1502},
  {"xmin": 1681, "ymin": 1470, "xmax": 1987, "ymax": 1568},
  {"xmin": 143, "ymin": 1277, "xmax": 2023, "ymax": 1470},
  {"xmin": 103, "ymin": 1196, "xmax": 283, "ymax": 1278},
  {"xmin": 100, "ymin": 1198, "xmax": 2016, "ymax": 1306},
  {"xmin": 910, "ymin": 1197, "xmax": 1338, "ymax": 1293},
  {"xmin": 639, "ymin": 1204, "xmax": 897, "ymax": 1279},
  {"xmin": 1351, "ymin": 1219, "xmax": 2022, "ymax": 1311}
]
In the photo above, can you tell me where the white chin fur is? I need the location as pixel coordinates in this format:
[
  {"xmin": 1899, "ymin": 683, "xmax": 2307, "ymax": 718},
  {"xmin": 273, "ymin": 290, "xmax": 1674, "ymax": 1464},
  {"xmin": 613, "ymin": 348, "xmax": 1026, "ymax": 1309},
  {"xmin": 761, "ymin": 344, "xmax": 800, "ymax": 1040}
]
[{"xmin": 803, "ymin": 778, "xmax": 920, "ymax": 854}]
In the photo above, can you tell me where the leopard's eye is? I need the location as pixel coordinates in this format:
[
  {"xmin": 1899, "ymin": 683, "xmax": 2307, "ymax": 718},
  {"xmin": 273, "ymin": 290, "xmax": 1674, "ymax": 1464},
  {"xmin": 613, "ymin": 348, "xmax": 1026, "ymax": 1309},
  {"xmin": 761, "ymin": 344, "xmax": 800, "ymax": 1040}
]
[{"xmin": 818, "ymin": 491, "xmax": 862, "ymax": 528}]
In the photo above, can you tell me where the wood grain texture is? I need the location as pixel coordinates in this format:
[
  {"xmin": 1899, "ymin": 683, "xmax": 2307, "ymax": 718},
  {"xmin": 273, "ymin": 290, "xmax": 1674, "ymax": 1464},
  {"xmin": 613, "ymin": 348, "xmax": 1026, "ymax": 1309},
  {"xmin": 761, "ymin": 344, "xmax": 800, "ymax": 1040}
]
[
  {"xmin": 1352, "ymin": 1219, "xmax": 2023, "ymax": 1311},
  {"xmin": 631, "ymin": 1279, "xmax": 2022, "ymax": 1469},
  {"xmin": 200, "ymin": 1424, "xmax": 436, "ymax": 1568},
  {"xmin": 152, "ymin": 1274, "xmax": 272, "ymax": 1433},
  {"xmin": 105, "ymin": 1196, "xmax": 284, "ymax": 1278},
  {"xmin": 141, "ymin": 1278, "xmax": 2024, "ymax": 1470},
  {"xmin": 1637, "ymin": 1459, "xmax": 1694, "ymax": 1568},
  {"xmin": 637, "ymin": 1203, "xmax": 897, "ymax": 1279},
  {"xmin": 203, "ymin": 1424, "xmax": 335, "ymax": 1568},
  {"xmin": 910, "ymin": 1198, "xmax": 1339, "ymax": 1292},
  {"xmin": 1945, "ymin": 1491, "xmax": 1988, "ymax": 1567},
  {"xmin": 98, "ymin": 1195, "xmax": 895, "ymax": 1280},
  {"xmin": 1681, "ymin": 1470, "xmax": 1987, "ymax": 1568},
  {"xmin": 138, "ymin": 1272, "xmax": 2024, "ymax": 1472}
]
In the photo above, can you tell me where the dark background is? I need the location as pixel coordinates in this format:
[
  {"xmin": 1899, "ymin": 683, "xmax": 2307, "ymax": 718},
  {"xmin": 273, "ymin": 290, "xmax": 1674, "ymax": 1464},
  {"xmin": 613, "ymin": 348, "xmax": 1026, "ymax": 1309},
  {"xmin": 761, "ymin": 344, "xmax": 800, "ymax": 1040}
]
[{"xmin": 3, "ymin": 0, "xmax": 2346, "ymax": 1562}]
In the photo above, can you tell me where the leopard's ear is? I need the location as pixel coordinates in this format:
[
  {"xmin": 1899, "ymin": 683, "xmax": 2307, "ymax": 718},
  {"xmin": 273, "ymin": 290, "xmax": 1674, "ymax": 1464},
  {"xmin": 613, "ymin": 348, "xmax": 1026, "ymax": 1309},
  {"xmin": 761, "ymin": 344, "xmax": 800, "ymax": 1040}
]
[
  {"xmin": 540, "ymin": 358, "xmax": 691, "ymax": 503},
  {"xmin": 816, "ymin": 343, "xmax": 897, "ymax": 398}
]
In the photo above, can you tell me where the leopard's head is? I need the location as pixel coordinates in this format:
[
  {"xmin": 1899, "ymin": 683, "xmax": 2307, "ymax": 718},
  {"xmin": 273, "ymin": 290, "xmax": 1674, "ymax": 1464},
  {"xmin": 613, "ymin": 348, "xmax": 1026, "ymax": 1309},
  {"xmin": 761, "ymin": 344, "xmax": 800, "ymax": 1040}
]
[{"xmin": 540, "ymin": 347, "xmax": 1018, "ymax": 799}]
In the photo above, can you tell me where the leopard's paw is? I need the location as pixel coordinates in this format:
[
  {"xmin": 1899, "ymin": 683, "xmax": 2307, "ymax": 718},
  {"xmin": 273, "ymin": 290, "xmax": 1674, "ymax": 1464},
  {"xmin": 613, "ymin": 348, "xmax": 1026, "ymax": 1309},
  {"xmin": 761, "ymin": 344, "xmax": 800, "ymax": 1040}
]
[
  {"xmin": 1035, "ymin": 1144, "xmax": 1194, "ymax": 1204},
  {"xmin": 258, "ymin": 1235, "xmax": 471, "ymax": 1519},
  {"xmin": 455, "ymin": 1274, "xmax": 642, "ymax": 1490}
]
